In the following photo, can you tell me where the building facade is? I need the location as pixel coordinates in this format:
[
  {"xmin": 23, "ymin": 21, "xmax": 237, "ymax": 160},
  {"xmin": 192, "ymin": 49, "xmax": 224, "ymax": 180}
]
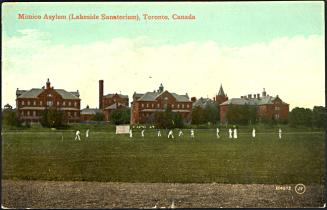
[
  {"xmin": 98, "ymin": 80, "xmax": 129, "ymax": 121},
  {"xmin": 80, "ymin": 105, "xmax": 103, "ymax": 122},
  {"xmin": 131, "ymin": 84, "xmax": 193, "ymax": 124},
  {"xmin": 220, "ymin": 88, "xmax": 289, "ymax": 123},
  {"xmin": 16, "ymin": 79, "xmax": 81, "ymax": 123}
]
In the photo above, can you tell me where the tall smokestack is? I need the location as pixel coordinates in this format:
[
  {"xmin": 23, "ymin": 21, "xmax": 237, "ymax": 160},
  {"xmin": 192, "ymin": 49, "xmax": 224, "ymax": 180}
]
[{"xmin": 99, "ymin": 80, "xmax": 104, "ymax": 109}]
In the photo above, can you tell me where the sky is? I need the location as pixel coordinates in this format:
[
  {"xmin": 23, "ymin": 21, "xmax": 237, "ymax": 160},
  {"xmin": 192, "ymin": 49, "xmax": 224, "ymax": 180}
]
[{"xmin": 2, "ymin": 2, "xmax": 325, "ymax": 110}]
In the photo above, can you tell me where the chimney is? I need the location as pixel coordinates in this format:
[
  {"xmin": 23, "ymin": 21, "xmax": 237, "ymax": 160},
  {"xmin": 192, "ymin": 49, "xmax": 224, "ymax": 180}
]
[
  {"xmin": 248, "ymin": 94, "xmax": 251, "ymax": 99},
  {"xmin": 262, "ymin": 88, "xmax": 267, "ymax": 97},
  {"xmin": 46, "ymin": 78, "xmax": 51, "ymax": 89},
  {"xmin": 257, "ymin": 93, "xmax": 260, "ymax": 99},
  {"xmin": 253, "ymin": 94, "xmax": 256, "ymax": 98},
  {"xmin": 99, "ymin": 80, "xmax": 104, "ymax": 109},
  {"xmin": 241, "ymin": 96, "xmax": 243, "ymax": 99},
  {"xmin": 191, "ymin": 97, "xmax": 197, "ymax": 103}
]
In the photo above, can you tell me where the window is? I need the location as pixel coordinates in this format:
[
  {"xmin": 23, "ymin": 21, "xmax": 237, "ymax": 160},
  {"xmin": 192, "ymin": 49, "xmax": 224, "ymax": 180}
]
[
  {"xmin": 33, "ymin": 111, "xmax": 36, "ymax": 116},
  {"xmin": 157, "ymin": 103, "xmax": 160, "ymax": 108},
  {"xmin": 22, "ymin": 101, "xmax": 25, "ymax": 105},
  {"xmin": 57, "ymin": 101, "xmax": 60, "ymax": 106},
  {"xmin": 68, "ymin": 102, "xmax": 71, "ymax": 106},
  {"xmin": 63, "ymin": 101, "xmax": 66, "ymax": 106},
  {"xmin": 27, "ymin": 111, "xmax": 30, "ymax": 116},
  {"xmin": 21, "ymin": 111, "xmax": 24, "ymax": 116},
  {"xmin": 275, "ymin": 114, "xmax": 279, "ymax": 119},
  {"xmin": 47, "ymin": 101, "xmax": 53, "ymax": 107},
  {"xmin": 187, "ymin": 104, "xmax": 189, "ymax": 108},
  {"xmin": 146, "ymin": 103, "xmax": 149, "ymax": 108},
  {"xmin": 172, "ymin": 104, "xmax": 175, "ymax": 108},
  {"xmin": 40, "ymin": 101, "xmax": 42, "ymax": 106},
  {"xmin": 27, "ymin": 101, "xmax": 30, "ymax": 106},
  {"xmin": 141, "ymin": 103, "xmax": 144, "ymax": 108},
  {"xmin": 33, "ymin": 101, "xmax": 36, "ymax": 106},
  {"xmin": 48, "ymin": 93, "xmax": 52, "ymax": 97},
  {"xmin": 74, "ymin": 112, "xmax": 77, "ymax": 117},
  {"xmin": 177, "ymin": 104, "xmax": 180, "ymax": 108},
  {"xmin": 275, "ymin": 106, "xmax": 280, "ymax": 111},
  {"xmin": 74, "ymin": 102, "xmax": 77, "ymax": 107},
  {"xmin": 182, "ymin": 104, "xmax": 184, "ymax": 109},
  {"xmin": 152, "ymin": 103, "xmax": 154, "ymax": 108}
]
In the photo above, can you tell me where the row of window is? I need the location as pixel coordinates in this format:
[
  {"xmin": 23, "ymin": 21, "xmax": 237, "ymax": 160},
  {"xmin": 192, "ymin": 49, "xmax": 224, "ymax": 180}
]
[
  {"xmin": 140, "ymin": 103, "xmax": 190, "ymax": 109},
  {"xmin": 20, "ymin": 110, "xmax": 79, "ymax": 117},
  {"xmin": 19, "ymin": 100, "xmax": 79, "ymax": 107}
]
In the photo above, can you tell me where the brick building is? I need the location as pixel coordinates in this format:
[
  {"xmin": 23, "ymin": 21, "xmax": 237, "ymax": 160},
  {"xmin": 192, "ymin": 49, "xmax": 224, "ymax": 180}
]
[
  {"xmin": 80, "ymin": 105, "xmax": 103, "ymax": 122},
  {"xmin": 220, "ymin": 88, "xmax": 289, "ymax": 123},
  {"xmin": 98, "ymin": 80, "xmax": 129, "ymax": 121},
  {"xmin": 214, "ymin": 84, "xmax": 228, "ymax": 104},
  {"xmin": 131, "ymin": 84, "xmax": 192, "ymax": 124},
  {"xmin": 16, "ymin": 79, "xmax": 81, "ymax": 123}
]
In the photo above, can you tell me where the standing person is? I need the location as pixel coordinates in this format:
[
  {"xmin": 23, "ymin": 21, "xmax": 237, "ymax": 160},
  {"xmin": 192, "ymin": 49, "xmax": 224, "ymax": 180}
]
[
  {"xmin": 216, "ymin": 128, "xmax": 220, "ymax": 139},
  {"xmin": 86, "ymin": 129, "xmax": 89, "ymax": 138},
  {"xmin": 278, "ymin": 128, "xmax": 282, "ymax": 139},
  {"xmin": 178, "ymin": 129, "xmax": 183, "ymax": 137},
  {"xmin": 190, "ymin": 129, "xmax": 195, "ymax": 139},
  {"xmin": 141, "ymin": 129, "xmax": 145, "ymax": 138},
  {"xmin": 129, "ymin": 129, "xmax": 133, "ymax": 138},
  {"xmin": 233, "ymin": 127, "xmax": 238, "ymax": 139},
  {"xmin": 157, "ymin": 129, "xmax": 161, "ymax": 137},
  {"xmin": 252, "ymin": 128, "xmax": 256, "ymax": 139},
  {"xmin": 228, "ymin": 128, "xmax": 233, "ymax": 139},
  {"xmin": 75, "ymin": 130, "xmax": 81, "ymax": 141},
  {"xmin": 168, "ymin": 130, "xmax": 174, "ymax": 139}
]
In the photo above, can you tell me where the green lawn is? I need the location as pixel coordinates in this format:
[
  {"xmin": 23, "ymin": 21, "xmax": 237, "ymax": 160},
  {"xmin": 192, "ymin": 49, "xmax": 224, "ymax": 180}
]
[{"xmin": 2, "ymin": 129, "xmax": 325, "ymax": 184}]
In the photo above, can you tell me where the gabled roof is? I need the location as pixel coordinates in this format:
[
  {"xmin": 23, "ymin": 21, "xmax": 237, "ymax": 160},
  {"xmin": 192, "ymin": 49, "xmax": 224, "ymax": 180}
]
[
  {"xmin": 136, "ymin": 91, "xmax": 190, "ymax": 102},
  {"xmin": 104, "ymin": 102, "xmax": 127, "ymax": 110},
  {"xmin": 193, "ymin": 97, "xmax": 215, "ymax": 108},
  {"xmin": 220, "ymin": 96, "xmax": 285, "ymax": 106},
  {"xmin": 17, "ymin": 88, "xmax": 80, "ymax": 99},
  {"xmin": 103, "ymin": 93, "xmax": 128, "ymax": 99},
  {"xmin": 81, "ymin": 108, "xmax": 102, "ymax": 115}
]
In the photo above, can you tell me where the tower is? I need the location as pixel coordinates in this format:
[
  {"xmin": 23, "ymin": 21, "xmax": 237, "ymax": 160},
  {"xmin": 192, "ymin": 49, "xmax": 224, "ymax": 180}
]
[
  {"xmin": 99, "ymin": 80, "xmax": 104, "ymax": 109},
  {"xmin": 215, "ymin": 84, "xmax": 228, "ymax": 104}
]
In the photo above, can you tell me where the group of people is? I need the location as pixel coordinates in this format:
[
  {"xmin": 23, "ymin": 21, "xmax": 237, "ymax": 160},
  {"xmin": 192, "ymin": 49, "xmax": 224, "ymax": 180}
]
[
  {"xmin": 129, "ymin": 128, "xmax": 195, "ymax": 139},
  {"xmin": 74, "ymin": 129, "xmax": 89, "ymax": 141}
]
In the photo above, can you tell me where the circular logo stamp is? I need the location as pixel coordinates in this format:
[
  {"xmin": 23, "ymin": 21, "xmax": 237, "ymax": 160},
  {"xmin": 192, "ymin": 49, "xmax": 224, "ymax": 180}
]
[{"xmin": 295, "ymin": 184, "xmax": 306, "ymax": 194}]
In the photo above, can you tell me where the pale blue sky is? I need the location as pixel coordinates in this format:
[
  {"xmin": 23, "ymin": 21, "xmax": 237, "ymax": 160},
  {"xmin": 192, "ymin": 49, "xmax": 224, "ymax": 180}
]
[{"xmin": 2, "ymin": 2, "xmax": 325, "ymax": 109}]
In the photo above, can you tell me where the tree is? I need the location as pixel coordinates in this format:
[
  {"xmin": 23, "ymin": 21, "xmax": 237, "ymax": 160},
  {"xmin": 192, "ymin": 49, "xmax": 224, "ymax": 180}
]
[
  {"xmin": 92, "ymin": 112, "xmax": 105, "ymax": 121},
  {"xmin": 40, "ymin": 108, "xmax": 66, "ymax": 128},
  {"xmin": 204, "ymin": 103, "xmax": 219, "ymax": 124},
  {"xmin": 191, "ymin": 106, "xmax": 205, "ymax": 125},
  {"xmin": 110, "ymin": 108, "xmax": 130, "ymax": 125},
  {"xmin": 312, "ymin": 106, "xmax": 326, "ymax": 128},
  {"xmin": 289, "ymin": 107, "xmax": 313, "ymax": 127},
  {"xmin": 226, "ymin": 105, "xmax": 258, "ymax": 125},
  {"xmin": 154, "ymin": 108, "xmax": 184, "ymax": 129},
  {"xmin": 2, "ymin": 104, "xmax": 22, "ymax": 127}
]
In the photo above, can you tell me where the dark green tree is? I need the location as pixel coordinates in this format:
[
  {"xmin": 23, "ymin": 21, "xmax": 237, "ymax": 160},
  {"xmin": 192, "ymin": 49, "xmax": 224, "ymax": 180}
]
[
  {"xmin": 289, "ymin": 107, "xmax": 313, "ymax": 127},
  {"xmin": 312, "ymin": 106, "xmax": 326, "ymax": 128},
  {"xmin": 2, "ymin": 104, "xmax": 22, "ymax": 127},
  {"xmin": 110, "ymin": 108, "xmax": 130, "ymax": 125},
  {"xmin": 40, "ymin": 108, "xmax": 66, "ymax": 128},
  {"xmin": 92, "ymin": 112, "xmax": 105, "ymax": 121},
  {"xmin": 191, "ymin": 106, "xmax": 206, "ymax": 125}
]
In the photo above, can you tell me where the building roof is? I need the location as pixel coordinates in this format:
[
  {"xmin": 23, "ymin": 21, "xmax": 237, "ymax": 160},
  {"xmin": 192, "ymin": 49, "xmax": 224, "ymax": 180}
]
[
  {"xmin": 103, "ymin": 93, "xmax": 128, "ymax": 99},
  {"xmin": 220, "ymin": 95, "xmax": 287, "ymax": 106},
  {"xmin": 140, "ymin": 108, "xmax": 191, "ymax": 113},
  {"xmin": 16, "ymin": 88, "xmax": 80, "ymax": 100},
  {"xmin": 104, "ymin": 103, "xmax": 127, "ymax": 110},
  {"xmin": 193, "ymin": 97, "xmax": 215, "ymax": 108},
  {"xmin": 136, "ymin": 91, "xmax": 190, "ymax": 102},
  {"xmin": 218, "ymin": 84, "xmax": 226, "ymax": 96},
  {"xmin": 81, "ymin": 108, "xmax": 102, "ymax": 115}
]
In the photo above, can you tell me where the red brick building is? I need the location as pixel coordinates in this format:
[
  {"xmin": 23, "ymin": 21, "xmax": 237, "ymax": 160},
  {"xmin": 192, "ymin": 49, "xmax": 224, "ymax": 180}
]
[
  {"xmin": 131, "ymin": 84, "xmax": 192, "ymax": 124},
  {"xmin": 80, "ymin": 105, "xmax": 103, "ymax": 122},
  {"xmin": 16, "ymin": 79, "xmax": 81, "ymax": 123},
  {"xmin": 214, "ymin": 84, "xmax": 228, "ymax": 104},
  {"xmin": 220, "ymin": 88, "xmax": 289, "ymax": 124},
  {"xmin": 98, "ymin": 80, "xmax": 129, "ymax": 121}
]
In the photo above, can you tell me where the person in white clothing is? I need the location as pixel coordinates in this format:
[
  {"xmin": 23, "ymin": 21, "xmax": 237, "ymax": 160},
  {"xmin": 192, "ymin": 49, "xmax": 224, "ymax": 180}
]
[
  {"xmin": 216, "ymin": 128, "xmax": 220, "ymax": 139},
  {"xmin": 233, "ymin": 128, "xmax": 238, "ymax": 139},
  {"xmin": 141, "ymin": 129, "xmax": 145, "ymax": 138},
  {"xmin": 252, "ymin": 128, "xmax": 256, "ymax": 138},
  {"xmin": 278, "ymin": 128, "xmax": 282, "ymax": 139},
  {"xmin": 75, "ymin": 130, "xmax": 81, "ymax": 141},
  {"xmin": 190, "ymin": 129, "xmax": 195, "ymax": 138},
  {"xmin": 228, "ymin": 128, "xmax": 233, "ymax": 139},
  {"xmin": 86, "ymin": 129, "xmax": 89, "ymax": 138},
  {"xmin": 168, "ymin": 130, "xmax": 174, "ymax": 139},
  {"xmin": 178, "ymin": 129, "xmax": 183, "ymax": 137},
  {"xmin": 157, "ymin": 129, "xmax": 161, "ymax": 137},
  {"xmin": 129, "ymin": 129, "xmax": 133, "ymax": 138}
]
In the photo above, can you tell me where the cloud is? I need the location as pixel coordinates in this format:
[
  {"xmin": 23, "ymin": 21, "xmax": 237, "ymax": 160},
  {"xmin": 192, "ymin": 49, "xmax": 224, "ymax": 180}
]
[{"xmin": 2, "ymin": 30, "xmax": 324, "ymax": 110}]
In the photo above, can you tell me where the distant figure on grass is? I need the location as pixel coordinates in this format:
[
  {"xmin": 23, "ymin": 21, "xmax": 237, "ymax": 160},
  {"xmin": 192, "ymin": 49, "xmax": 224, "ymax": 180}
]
[
  {"xmin": 86, "ymin": 129, "xmax": 89, "ymax": 138},
  {"xmin": 216, "ymin": 128, "xmax": 220, "ymax": 139},
  {"xmin": 168, "ymin": 130, "xmax": 174, "ymax": 139},
  {"xmin": 228, "ymin": 128, "xmax": 233, "ymax": 139},
  {"xmin": 278, "ymin": 128, "xmax": 282, "ymax": 139},
  {"xmin": 178, "ymin": 129, "xmax": 183, "ymax": 137},
  {"xmin": 129, "ymin": 129, "xmax": 133, "ymax": 138},
  {"xmin": 141, "ymin": 129, "xmax": 145, "ymax": 138},
  {"xmin": 252, "ymin": 128, "xmax": 256, "ymax": 139},
  {"xmin": 233, "ymin": 128, "xmax": 238, "ymax": 139},
  {"xmin": 157, "ymin": 129, "xmax": 161, "ymax": 137},
  {"xmin": 190, "ymin": 129, "xmax": 195, "ymax": 139},
  {"xmin": 75, "ymin": 130, "xmax": 81, "ymax": 141}
]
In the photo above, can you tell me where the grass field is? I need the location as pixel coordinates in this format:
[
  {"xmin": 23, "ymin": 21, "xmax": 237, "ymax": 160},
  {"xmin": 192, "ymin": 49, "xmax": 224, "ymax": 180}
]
[{"xmin": 2, "ymin": 128, "xmax": 325, "ymax": 184}]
